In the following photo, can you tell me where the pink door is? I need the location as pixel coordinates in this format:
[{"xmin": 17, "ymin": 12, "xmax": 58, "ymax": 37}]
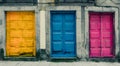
[{"xmin": 89, "ymin": 12, "xmax": 114, "ymax": 58}]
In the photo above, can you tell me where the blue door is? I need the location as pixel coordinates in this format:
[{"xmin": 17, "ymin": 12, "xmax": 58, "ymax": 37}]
[{"xmin": 51, "ymin": 11, "xmax": 76, "ymax": 58}]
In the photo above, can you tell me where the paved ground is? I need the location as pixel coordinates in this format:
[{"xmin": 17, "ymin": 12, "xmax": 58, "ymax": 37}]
[{"xmin": 0, "ymin": 61, "xmax": 120, "ymax": 66}]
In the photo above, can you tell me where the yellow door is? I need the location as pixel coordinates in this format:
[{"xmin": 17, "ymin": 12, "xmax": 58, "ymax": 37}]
[{"xmin": 6, "ymin": 11, "xmax": 36, "ymax": 57}]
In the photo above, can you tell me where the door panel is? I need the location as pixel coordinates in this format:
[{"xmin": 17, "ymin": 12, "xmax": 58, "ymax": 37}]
[
  {"xmin": 90, "ymin": 30, "xmax": 100, "ymax": 38},
  {"xmin": 63, "ymin": 13, "xmax": 76, "ymax": 56},
  {"xmin": 89, "ymin": 12, "xmax": 101, "ymax": 57},
  {"xmin": 90, "ymin": 48, "xmax": 101, "ymax": 57},
  {"xmin": 53, "ymin": 42, "xmax": 63, "ymax": 51},
  {"xmin": 101, "ymin": 48, "xmax": 112, "ymax": 57},
  {"xmin": 64, "ymin": 32, "xmax": 74, "ymax": 41},
  {"xmin": 90, "ymin": 39, "xmax": 100, "ymax": 48},
  {"xmin": 51, "ymin": 11, "xmax": 76, "ymax": 58},
  {"xmin": 64, "ymin": 42, "xmax": 75, "ymax": 53},
  {"xmin": 52, "ymin": 32, "xmax": 62, "ymax": 41},
  {"xmin": 89, "ymin": 12, "xmax": 114, "ymax": 58},
  {"xmin": 6, "ymin": 11, "xmax": 36, "ymax": 57},
  {"xmin": 101, "ymin": 13, "xmax": 114, "ymax": 57},
  {"xmin": 101, "ymin": 38, "xmax": 113, "ymax": 47},
  {"xmin": 64, "ymin": 23, "xmax": 74, "ymax": 31},
  {"xmin": 52, "ymin": 23, "xmax": 62, "ymax": 31}
]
